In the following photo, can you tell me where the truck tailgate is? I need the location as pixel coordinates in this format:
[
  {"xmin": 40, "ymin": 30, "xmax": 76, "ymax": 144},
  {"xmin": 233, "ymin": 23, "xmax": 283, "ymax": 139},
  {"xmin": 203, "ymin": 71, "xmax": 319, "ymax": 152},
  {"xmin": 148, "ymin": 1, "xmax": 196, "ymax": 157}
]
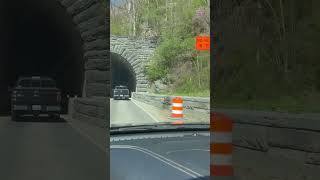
[{"xmin": 13, "ymin": 88, "xmax": 60, "ymax": 105}]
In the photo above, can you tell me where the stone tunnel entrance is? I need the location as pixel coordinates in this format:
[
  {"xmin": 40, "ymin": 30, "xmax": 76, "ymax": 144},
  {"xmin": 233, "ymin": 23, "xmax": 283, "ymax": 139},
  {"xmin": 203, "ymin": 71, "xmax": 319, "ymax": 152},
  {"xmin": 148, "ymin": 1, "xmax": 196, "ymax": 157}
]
[
  {"xmin": 0, "ymin": 0, "xmax": 84, "ymax": 114},
  {"xmin": 111, "ymin": 52, "xmax": 136, "ymax": 94}
]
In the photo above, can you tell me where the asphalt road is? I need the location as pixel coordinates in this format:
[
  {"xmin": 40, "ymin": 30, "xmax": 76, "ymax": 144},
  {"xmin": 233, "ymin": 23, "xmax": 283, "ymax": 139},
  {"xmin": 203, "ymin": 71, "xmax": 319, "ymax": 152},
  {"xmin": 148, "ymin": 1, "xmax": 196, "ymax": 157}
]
[
  {"xmin": 0, "ymin": 115, "xmax": 108, "ymax": 180},
  {"xmin": 110, "ymin": 98, "xmax": 157, "ymax": 126}
]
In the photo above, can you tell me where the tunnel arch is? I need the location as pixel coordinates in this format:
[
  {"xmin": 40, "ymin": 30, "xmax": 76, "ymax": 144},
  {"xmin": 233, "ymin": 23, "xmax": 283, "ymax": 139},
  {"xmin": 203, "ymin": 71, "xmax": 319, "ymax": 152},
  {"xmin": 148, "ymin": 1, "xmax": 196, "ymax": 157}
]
[
  {"xmin": 110, "ymin": 36, "xmax": 156, "ymax": 93},
  {"xmin": 111, "ymin": 52, "xmax": 136, "ymax": 93},
  {"xmin": 0, "ymin": 0, "xmax": 108, "ymax": 114}
]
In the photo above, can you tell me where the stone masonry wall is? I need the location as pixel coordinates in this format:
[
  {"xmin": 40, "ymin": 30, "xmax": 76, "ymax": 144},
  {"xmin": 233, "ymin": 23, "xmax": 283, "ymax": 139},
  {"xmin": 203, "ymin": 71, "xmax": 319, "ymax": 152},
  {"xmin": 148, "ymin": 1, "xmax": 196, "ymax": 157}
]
[
  {"xmin": 214, "ymin": 109, "xmax": 320, "ymax": 180},
  {"xmin": 69, "ymin": 97, "xmax": 107, "ymax": 128},
  {"xmin": 110, "ymin": 36, "xmax": 156, "ymax": 93},
  {"xmin": 57, "ymin": 0, "xmax": 109, "ymax": 98}
]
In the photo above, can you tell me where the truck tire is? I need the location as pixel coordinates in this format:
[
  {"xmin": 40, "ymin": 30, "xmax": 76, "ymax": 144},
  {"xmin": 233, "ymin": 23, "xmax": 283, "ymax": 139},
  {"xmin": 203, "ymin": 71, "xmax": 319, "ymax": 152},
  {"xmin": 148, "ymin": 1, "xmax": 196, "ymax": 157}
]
[{"xmin": 49, "ymin": 113, "xmax": 60, "ymax": 121}]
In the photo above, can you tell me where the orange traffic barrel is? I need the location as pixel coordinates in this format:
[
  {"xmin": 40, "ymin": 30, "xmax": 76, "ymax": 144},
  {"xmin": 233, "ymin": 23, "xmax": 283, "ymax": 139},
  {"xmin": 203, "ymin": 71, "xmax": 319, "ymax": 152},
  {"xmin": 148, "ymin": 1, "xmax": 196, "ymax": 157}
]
[
  {"xmin": 210, "ymin": 112, "xmax": 234, "ymax": 178},
  {"xmin": 170, "ymin": 97, "xmax": 184, "ymax": 119}
]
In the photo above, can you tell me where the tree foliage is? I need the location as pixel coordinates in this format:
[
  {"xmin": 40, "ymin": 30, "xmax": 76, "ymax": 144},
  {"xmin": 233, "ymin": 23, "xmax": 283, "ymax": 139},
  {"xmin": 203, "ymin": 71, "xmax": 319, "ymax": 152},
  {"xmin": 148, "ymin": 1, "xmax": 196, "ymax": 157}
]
[
  {"xmin": 213, "ymin": 0, "xmax": 320, "ymax": 110},
  {"xmin": 111, "ymin": 0, "xmax": 210, "ymax": 96}
]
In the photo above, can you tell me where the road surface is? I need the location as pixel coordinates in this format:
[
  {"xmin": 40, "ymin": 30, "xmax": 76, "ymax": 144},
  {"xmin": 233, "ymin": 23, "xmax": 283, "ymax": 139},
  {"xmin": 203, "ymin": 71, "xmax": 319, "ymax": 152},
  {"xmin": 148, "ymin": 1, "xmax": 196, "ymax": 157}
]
[
  {"xmin": 110, "ymin": 98, "xmax": 157, "ymax": 126},
  {"xmin": 0, "ymin": 115, "xmax": 108, "ymax": 180}
]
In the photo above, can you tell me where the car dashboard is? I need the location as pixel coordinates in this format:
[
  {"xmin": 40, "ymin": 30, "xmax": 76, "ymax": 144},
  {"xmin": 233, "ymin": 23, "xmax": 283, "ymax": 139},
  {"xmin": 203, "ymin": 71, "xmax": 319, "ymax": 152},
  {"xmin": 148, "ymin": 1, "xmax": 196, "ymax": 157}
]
[{"xmin": 110, "ymin": 131, "xmax": 210, "ymax": 180}]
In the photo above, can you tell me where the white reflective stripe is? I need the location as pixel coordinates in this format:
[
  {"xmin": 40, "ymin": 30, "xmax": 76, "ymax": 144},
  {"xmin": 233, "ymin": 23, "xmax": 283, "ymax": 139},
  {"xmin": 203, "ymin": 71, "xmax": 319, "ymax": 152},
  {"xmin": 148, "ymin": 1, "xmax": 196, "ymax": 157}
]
[
  {"xmin": 13, "ymin": 105, "xmax": 28, "ymax": 110},
  {"xmin": 210, "ymin": 132, "xmax": 232, "ymax": 143},
  {"xmin": 172, "ymin": 103, "xmax": 183, "ymax": 107},
  {"xmin": 171, "ymin": 110, "xmax": 183, "ymax": 114},
  {"xmin": 211, "ymin": 154, "xmax": 232, "ymax": 165}
]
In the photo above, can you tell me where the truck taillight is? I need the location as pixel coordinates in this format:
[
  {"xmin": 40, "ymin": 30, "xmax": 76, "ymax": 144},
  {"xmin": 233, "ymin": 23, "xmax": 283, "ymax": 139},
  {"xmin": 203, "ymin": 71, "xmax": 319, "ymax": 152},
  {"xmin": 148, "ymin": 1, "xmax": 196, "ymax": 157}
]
[
  {"xmin": 12, "ymin": 91, "xmax": 17, "ymax": 98},
  {"xmin": 57, "ymin": 92, "xmax": 61, "ymax": 102}
]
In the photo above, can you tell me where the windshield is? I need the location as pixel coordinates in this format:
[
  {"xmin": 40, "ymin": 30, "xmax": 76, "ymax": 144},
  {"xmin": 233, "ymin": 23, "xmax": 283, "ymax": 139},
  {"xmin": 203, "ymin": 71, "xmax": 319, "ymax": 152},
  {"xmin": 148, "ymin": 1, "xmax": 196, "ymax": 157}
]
[{"xmin": 110, "ymin": 0, "xmax": 210, "ymax": 128}]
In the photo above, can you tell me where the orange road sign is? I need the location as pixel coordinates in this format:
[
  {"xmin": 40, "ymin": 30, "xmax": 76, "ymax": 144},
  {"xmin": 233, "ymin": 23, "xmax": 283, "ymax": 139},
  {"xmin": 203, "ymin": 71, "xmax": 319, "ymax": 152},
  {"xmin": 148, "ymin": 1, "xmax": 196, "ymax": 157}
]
[{"xmin": 196, "ymin": 36, "xmax": 210, "ymax": 51}]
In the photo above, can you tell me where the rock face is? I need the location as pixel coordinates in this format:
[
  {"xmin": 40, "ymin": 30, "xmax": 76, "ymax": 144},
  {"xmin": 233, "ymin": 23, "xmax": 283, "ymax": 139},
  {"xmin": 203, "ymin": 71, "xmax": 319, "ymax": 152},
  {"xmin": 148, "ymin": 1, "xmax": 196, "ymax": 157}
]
[
  {"xmin": 110, "ymin": 35, "xmax": 156, "ymax": 93},
  {"xmin": 149, "ymin": 80, "xmax": 168, "ymax": 93}
]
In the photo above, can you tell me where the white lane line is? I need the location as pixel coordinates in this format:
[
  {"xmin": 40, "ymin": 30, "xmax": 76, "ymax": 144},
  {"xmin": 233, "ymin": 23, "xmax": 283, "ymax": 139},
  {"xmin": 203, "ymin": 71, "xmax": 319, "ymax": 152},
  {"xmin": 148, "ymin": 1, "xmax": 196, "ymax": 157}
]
[
  {"xmin": 64, "ymin": 116, "xmax": 106, "ymax": 152},
  {"xmin": 134, "ymin": 145, "xmax": 204, "ymax": 177},
  {"xmin": 111, "ymin": 145, "xmax": 203, "ymax": 178},
  {"xmin": 166, "ymin": 149, "xmax": 209, "ymax": 155},
  {"xmin": 130, "ymin": 99, "xmax": 159, "ymax": 123}
]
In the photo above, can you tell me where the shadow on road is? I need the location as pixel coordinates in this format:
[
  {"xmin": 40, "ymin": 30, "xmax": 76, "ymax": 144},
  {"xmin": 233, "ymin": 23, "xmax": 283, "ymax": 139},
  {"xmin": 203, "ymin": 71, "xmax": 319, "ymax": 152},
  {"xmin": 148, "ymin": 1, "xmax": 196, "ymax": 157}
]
[{"xmin": 13, "ymin": 116, "xmax": 67, "ymax": 123}]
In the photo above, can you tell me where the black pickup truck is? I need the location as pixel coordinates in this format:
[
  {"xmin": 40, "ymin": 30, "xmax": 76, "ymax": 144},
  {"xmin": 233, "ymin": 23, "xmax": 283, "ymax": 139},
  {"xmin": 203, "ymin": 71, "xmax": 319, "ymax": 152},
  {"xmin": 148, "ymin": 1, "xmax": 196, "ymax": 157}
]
[
  {"xmin": 10, "ymin": 76, "xmax": 61, "ymax": 121},
  {"xmin": 113, "ymin": 85, "xmax": 130, "ymax": 100}
]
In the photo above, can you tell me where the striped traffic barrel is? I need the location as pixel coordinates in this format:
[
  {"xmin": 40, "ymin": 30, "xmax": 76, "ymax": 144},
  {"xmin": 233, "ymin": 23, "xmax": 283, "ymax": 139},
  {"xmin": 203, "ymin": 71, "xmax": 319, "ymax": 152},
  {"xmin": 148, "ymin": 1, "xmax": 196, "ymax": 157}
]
[
  {"xmin": 210, "ymin": 112, "xmax": 233, "ymax": 179},
  {"xmin": 170, "ymin": 97, "xmax": 184, "ymax": 119}
]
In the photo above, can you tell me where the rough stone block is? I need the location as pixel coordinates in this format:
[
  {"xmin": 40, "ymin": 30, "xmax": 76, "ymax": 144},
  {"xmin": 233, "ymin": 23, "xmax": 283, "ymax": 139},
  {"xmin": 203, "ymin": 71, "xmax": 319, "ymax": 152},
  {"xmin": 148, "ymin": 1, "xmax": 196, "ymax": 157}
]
[
  {"xmin": 60, "ymin": 0, "xmax": 78, "ymax": 7},
  {"xmin": 74, "ymin": 101, "xmax": 106, "ymax": 119},
  {"xmin": 77, "ymin": 15, "xmax": 104, "ymax": 33},
  {"xmin": 85, "ymin": 59, "xmax": 109, "ymax": 70},
  {"xmin": 84, "ymin": 39, "xmax": 108, "ymax": 51},
  {"xmin": 81, "ymin": 26, "xmax": 107, "ymax": 42},
  {"xmin": 302, "ymin": 164, "xmax": 320, "ymax": 180},
  {"xmin": 86, "ymin": 83, "xmax": 109, "ymax": 97},
  {"xmin": 73, "ymin": 3, "xmax": 102, "ymax": 24},
  {"xmin": 67, "ymin": 0, "xmax": 98, "ymax": 16},
  {"xmin": 136, "ymin": 84, "xmax": 148, "ymax": 88},
  {"xmin": 268, "ymin": 147, "xmax": 306, "ymax": 163},
  {"xmin": 268, "ymin": 128, "xmax": 320, "ymax": 152},
  {"xmin": 84, "ymin": 50, "xmax": 109, "ymax": 59},
  {"xmin": 85, "ymin": 70, "xmax": 110, "ymax": 84},
  {"xmin": 233, "ymin": 124, "xmax": 269, "ymax": 151},
  {"xmin": 233, "ymin": 146, "xmax": 305, "ymax": 180},
  {"xmin": 306, "ymin": 153, "xmax": 320, "ymax": 165}
]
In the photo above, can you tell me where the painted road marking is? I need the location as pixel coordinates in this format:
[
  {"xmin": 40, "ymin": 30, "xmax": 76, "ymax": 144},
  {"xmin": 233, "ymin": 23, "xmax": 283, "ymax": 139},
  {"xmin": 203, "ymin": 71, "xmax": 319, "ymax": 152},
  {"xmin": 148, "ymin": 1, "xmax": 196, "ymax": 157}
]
[{"xmin": 130, "ymin": 99, "xmax": 159, "ymax": 123}]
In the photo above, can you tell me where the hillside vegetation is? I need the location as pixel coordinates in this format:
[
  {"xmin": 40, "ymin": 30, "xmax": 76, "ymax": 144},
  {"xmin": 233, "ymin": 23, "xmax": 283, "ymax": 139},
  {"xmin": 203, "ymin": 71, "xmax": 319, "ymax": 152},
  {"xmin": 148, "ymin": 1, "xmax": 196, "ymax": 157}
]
[
  {"xmin": 213, "ymin": 0, "xmax": 320, "ymax": 112},
  {"xmin": 111, "ymin": 0, "xmax": 210, "ymax": 97}
]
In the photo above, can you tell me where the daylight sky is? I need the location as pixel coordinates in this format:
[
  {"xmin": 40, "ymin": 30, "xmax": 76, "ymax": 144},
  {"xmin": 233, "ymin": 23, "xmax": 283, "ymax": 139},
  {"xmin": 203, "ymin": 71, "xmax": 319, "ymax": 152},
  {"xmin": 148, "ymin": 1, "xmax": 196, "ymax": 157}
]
[{"xmin": 111, "ymin": 0, "xmax": 125, "ymax": 6}]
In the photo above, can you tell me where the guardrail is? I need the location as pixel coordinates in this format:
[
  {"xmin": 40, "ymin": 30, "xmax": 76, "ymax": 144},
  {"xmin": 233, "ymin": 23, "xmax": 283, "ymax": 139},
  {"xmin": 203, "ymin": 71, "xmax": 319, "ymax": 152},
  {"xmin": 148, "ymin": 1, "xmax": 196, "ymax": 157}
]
[{"xmin": 132, "ymin": 92, "xmax": 210, "ymax": 112}]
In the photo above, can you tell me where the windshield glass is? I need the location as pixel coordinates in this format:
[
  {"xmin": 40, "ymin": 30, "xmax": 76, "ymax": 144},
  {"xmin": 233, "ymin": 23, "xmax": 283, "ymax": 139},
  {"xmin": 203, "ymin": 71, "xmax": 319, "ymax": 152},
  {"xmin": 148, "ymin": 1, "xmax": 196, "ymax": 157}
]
[{"xmin": 110, "ymin": 0, "xmax": 210, "ymax": 128}]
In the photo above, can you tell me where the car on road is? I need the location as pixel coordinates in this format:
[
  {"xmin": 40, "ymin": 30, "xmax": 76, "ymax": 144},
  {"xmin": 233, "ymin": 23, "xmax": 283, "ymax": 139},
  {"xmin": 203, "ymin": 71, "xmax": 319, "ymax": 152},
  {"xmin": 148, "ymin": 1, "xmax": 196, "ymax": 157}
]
[
  {"xmin": 113, "ymin": 85, "xmax": 130, "ymax": 100},
  {"xmin": 10, "ymin": 76, "xmax": 61, "ymax": 121}
]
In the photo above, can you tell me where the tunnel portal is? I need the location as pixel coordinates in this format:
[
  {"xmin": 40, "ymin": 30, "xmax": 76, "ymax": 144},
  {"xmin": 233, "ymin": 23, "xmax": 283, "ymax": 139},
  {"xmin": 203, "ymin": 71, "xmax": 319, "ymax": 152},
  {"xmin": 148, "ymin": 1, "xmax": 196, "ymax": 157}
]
[
  {"xmin": 111, "ymin": 52, "xmax": 136, "ymax": 94},
  {"xmin": 0, "ymin": 0, "xmax": 84, "ymax": 114}
]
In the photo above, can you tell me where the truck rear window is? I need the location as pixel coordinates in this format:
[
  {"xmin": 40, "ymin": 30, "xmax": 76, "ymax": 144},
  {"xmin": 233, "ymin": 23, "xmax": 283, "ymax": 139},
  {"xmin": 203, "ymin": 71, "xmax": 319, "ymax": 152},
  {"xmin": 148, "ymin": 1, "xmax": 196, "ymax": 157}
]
[
  {"xmin": 31, "ymin": 80, "xmax": 41, "ymax": 87},
  {"xmin": 41, "ymin": 80, "xmax": 56, "ymax": 88},
  {"xmin": 115, "ymin": 86, "xmax": 128, "ymax": 89},
  {"xmin": 17, "ymin": 79, "xmax": 56, "ymax": 88},
  {"xmin": 18, "ymin": 80, "xmax": 31, "ymax": 87}
]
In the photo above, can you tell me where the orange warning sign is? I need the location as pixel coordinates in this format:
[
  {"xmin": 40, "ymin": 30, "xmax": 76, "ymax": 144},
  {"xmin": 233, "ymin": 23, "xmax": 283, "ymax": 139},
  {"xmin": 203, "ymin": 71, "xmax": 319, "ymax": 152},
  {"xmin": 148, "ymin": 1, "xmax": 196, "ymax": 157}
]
[{"xmin": 196, "ymin": 36, "xmax": 210, "ymax": 51}]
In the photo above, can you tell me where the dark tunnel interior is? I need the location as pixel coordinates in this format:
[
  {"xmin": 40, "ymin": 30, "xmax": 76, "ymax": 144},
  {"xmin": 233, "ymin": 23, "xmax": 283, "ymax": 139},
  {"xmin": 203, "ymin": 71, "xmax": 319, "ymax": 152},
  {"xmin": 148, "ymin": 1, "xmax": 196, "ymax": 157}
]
[
  {"xmin": 111, "ymin": 52, "xmax": 136, "ymax": 94},
  {"xmin": 0, "ymin": 0, "xmax": 84, "ymax": 114}
]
